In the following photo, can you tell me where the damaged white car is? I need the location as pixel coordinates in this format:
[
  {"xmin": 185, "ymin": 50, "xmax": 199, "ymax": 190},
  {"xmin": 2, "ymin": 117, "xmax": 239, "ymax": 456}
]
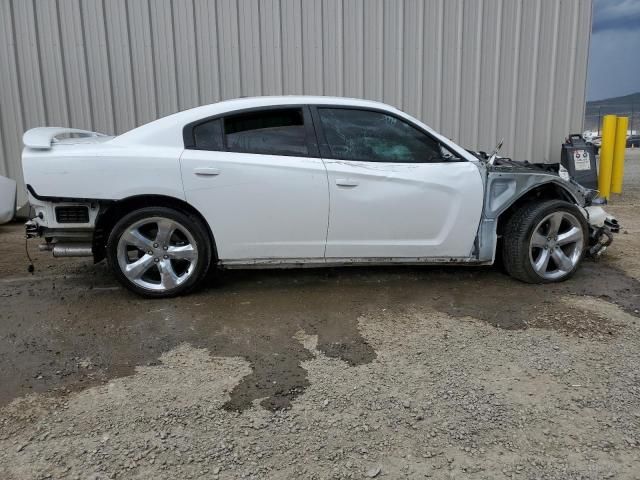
[{"xmin": 22, "ymin": 96, "xmax": 619, "ymax": 297}]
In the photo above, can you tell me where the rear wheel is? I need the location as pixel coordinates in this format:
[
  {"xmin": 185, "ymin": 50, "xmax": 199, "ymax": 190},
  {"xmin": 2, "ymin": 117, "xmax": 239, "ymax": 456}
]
[
  {"xmin": 502, "ymin": 200, "xmax": 587, "ymax": 283},
  {"xmin": 106, "ymin": 207, "xmax": 212, "ymax": 297}
]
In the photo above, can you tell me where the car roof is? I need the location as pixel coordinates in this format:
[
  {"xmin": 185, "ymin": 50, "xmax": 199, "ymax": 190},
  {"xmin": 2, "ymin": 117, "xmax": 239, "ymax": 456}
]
[
  {"xmin": 200, "ymin": 95, "xmax": 390, "ymax": 109},
  {"xmin": 111, "ymin": 96, "xmax": 404, "ymax": 147},
  {"xmin": 175, "ymin": 95, "xmax": 398, "ymax": 122}
]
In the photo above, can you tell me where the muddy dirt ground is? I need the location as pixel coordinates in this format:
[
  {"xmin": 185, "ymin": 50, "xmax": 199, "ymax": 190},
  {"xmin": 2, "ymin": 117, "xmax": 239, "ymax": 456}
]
[{"xmin": 1, "ymin": 151, "xmax": 639, "ymax": 479}]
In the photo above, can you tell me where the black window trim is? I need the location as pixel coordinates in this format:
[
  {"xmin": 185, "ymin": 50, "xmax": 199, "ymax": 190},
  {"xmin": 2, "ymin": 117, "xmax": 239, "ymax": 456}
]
[
  {"xmin": 309, "ymin": 104, "xmax": 466, "ymax": 163},
  {"xmin": 183, "ymin": 105, "xmax": 320, "ymax": 158}
]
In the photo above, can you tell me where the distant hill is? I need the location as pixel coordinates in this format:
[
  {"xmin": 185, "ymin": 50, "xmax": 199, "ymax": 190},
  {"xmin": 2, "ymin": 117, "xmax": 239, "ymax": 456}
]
[
  {"xmin": 587, "ymin": 92, "xmax": 640, "ymax": 108},
  {"xmin": 585, "ymin": 92, "xmax": 640, "ymax": 132}
]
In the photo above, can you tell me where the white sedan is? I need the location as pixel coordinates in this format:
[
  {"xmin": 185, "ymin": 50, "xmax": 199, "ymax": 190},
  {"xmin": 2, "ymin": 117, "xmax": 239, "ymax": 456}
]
[
  {"xmin": 22, "ymin": 96, "xmax": 618, "ymax": 297},
  {"xmin": 0, "ymin": 175, "xmax": 16, "ymax": 224}
]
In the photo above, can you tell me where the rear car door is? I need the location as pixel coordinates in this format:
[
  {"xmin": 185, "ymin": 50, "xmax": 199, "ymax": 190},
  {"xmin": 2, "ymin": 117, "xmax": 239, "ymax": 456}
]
[
  {"xmin": 180, "ymin": 106, "xmax": 329, "ymax": 261},
  {"xmin": 313, "ymin": 106, "xmax": 483, "ymax": 259}
]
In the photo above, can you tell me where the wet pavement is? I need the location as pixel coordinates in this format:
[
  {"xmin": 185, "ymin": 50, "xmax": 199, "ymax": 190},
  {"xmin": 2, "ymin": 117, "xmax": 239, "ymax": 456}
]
[{"xmin": 1, "ymin": 238, "xmax": 638, "ymax": 411}]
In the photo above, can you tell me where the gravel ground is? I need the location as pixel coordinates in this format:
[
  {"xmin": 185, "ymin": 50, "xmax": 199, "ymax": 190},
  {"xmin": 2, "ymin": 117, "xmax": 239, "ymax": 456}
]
[{"xmin": 1, "ymin": 151, "xmax": 639, "ymax": 479}]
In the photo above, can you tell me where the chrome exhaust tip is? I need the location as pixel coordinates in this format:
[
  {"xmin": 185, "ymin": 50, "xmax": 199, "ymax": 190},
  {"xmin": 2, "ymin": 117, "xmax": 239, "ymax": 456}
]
[{"xmin": 52, "ymin": 243, "xmax": 93, "ymax": 257}]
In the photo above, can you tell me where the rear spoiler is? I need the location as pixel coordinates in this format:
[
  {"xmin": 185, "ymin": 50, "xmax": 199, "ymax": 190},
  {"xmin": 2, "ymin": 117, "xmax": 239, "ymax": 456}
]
[{"xmin": 23, "ymin": 127, "xmax": 108, "ymax": 150}]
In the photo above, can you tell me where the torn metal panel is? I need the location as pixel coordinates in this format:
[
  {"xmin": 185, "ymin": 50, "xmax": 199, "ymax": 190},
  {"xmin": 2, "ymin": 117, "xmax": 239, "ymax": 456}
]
[{"xmin": 474, "ymin": 159, "xmax": 591, "ymax": 262}]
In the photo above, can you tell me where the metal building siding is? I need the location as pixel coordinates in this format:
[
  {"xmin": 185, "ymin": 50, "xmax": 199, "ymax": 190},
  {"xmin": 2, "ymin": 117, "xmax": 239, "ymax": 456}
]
[{"xmin": 1, "ymin": 0, "xmax": 593, "ymax": 208}]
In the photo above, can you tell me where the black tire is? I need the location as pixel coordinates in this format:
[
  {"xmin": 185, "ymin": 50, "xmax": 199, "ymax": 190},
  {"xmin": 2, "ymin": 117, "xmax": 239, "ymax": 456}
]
[
  {"xmin": 106, "ymin": 206, "xmax": 212, "ymax": 298},
  {"xmin": 502, "ymin": 200, "xmax": 588, "ymax": 284}
]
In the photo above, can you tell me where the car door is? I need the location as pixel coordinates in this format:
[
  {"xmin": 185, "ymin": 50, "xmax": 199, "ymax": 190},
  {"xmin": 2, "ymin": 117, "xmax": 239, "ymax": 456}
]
[
  {"xmin": 313, "ymin": 106, "xmax": 484, "ymax": 260},
  {"xmin": 180, "ymin": 106, "xmax": 329, "ymax": 261}
]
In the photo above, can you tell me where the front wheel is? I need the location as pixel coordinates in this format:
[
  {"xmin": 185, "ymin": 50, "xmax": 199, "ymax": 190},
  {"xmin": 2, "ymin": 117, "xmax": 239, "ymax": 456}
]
[
  {"xmin": 106, "ymin": 207, "xmax": 212, "ymax": 297},
  {"xmin": 502, "ymin": 200, "xmax": 588, "ymax": 283}
]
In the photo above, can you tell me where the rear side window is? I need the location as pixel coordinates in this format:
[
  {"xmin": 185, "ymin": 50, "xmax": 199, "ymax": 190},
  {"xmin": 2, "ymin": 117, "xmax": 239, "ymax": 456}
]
[
  {"xmin": 193, "ymin": 118, "xmax": 223, "ymax": 150},
  {"xmin": 317, "ymin": 108, "xmax": 442, "ymax": 163},
  {"xmin": 223, "ymin": 108, "xmax": 308, "ymax": 156}
]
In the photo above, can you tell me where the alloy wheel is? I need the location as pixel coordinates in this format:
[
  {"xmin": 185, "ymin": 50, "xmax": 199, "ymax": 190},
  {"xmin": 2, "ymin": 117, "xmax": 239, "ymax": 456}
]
[
  {"xmin": 528, "ymin": 211, "xmax": 584, "ymax": 280},
  {"xmin": 117, "ymin": 216, "xmax": 199, "ymax": 292}
]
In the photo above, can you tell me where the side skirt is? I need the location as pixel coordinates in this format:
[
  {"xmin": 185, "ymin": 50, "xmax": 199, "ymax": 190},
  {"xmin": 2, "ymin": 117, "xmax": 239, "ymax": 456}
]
[{"xmin": 219, "ymin": 257, "xmax": 492, "ymax": 269}]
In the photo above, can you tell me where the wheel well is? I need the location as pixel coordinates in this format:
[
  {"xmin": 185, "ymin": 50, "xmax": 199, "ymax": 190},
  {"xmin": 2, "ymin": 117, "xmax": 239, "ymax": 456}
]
[
  {"xmin": 495, "ymin": 183, "xmax": 576, "ymax": 238},
  {"xmin": 92, "ymin": 195, "xmax": 217, "ymax": 263}
]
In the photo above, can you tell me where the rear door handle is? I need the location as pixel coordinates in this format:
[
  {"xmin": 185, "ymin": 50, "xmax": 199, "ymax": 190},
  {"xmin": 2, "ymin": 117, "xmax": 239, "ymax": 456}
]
[
  {"xmin": 335, "ymin": 178, "xmax": 359, "ymax": 187},
  {"xmin": 194, "ymin": 167, "xmax": 220, "ymax": 176}
]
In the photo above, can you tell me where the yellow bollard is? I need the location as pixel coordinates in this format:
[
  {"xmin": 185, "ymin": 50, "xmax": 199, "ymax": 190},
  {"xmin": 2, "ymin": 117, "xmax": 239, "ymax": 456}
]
[
  {"xmin": 598, "ymin": 115, "xmax": 617, "ymax": 199},
  {"xmin": 611, "ymin": 116, "xmax": 628, "ymax": 194}
]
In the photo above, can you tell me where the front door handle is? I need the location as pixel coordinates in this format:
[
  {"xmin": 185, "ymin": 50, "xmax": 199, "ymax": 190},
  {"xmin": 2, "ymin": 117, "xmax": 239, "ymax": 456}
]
[
  {"xmin": 335, "ymin": 178, "xmax": 359, "ymax": 187},
  {"xmin": 194, "ymin": 167, "xmax": 220, "ymax": 176}
]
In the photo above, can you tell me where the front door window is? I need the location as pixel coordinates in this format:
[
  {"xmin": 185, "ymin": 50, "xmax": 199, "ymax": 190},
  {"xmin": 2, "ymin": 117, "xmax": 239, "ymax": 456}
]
[{"xmin": 317, "ymin": 108, "xmax": 443, "ymax": 163}]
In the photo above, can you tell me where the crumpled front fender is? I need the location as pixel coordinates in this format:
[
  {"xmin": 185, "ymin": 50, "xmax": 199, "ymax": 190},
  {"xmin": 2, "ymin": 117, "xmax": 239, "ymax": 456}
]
[
  {"xmin": 484, "ymin": 172, "xmax": 585, "ymax": 220},
  {"xmin": 476, "ymin": 169, "xmax": 588, "ymax": 262}
]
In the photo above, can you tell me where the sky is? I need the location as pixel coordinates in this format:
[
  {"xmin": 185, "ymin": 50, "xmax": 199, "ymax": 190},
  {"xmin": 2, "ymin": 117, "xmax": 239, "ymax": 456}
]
[{"xmin": 587, "ymin": 0, "xmax": 640, "ymax": 101}]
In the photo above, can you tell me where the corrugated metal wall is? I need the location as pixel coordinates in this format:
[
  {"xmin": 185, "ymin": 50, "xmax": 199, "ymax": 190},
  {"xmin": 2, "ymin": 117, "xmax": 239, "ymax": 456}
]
[{"xmin": 0, "ymin": 0, "xmax": 593, "ymax": 208}]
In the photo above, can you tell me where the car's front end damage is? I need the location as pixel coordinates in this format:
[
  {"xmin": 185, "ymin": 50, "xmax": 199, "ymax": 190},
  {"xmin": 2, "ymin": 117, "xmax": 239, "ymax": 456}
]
[
  {"xmin": 473, "ymin": 151, "xmax": 619, "ymax": 263},
  {"xmin": 582, "ymin": 202, "xmax": 619, "ymax": 257}
]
